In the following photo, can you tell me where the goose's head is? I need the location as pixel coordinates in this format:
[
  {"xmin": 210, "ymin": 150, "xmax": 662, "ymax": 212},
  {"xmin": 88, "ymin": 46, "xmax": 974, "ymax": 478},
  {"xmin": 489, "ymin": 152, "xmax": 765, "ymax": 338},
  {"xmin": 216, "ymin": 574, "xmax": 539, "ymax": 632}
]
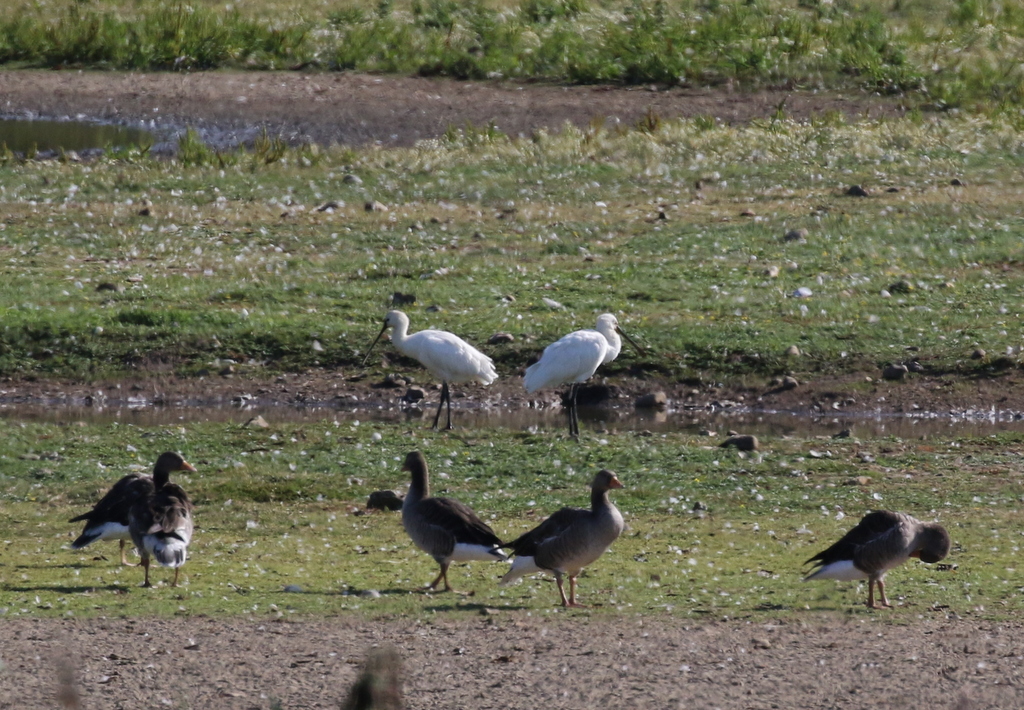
[
  {"xmin": 154, "ymin": 451, "xmax": 196, "ymax": 476},
  {"xmin": 591, "ymin": 469, "xmax": 624, "ymax": 492},
  {"xmin": 914, "ymin": 524, "xmax": 951, "ymax": 563}
]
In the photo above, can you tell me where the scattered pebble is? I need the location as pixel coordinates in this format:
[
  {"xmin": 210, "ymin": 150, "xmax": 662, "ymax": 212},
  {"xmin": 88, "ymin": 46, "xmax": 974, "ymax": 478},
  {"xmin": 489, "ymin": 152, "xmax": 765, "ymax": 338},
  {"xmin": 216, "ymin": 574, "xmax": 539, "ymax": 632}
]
[
  {"xmin": 635, "ymin": 391, "xmax": 668, "ymax": 409},
  {"xmin": 542, "ymin": 297, "xmax": 563, "ymax": 309},
  {"xmin": 784, "ymin": 345, "xmax": 801, "ymax": 357},
  {"xmin": 488, "ymin": 332, "xmax": 515, "ymax": 345},
  {"xmin": 882, "ymin": 364, "xmax": 909, "ymax": 381},
  {"xmin": 720, "ymin": 434, "xmax": 759, "ymax": 452},
  {"xmin": 784, "ymin": 228, "xmax": 808, "ymax": 242},
  {"xmin": 846, "ymin": 184, "xmax": 870, "ymax": 197},
  {"xmin": 971, "ymin": 348, "xmax": 986, "ymax": 360},
  {"xmin": 283, "ymin": 584, "xmax": 303, "ymax": 593},
  {"xmin": 367, "ymin": 491, "xmax": 403, "ymax": 511},
  {"xmin": 342, "ymin": 174, "xmax": 363, "ymax": 185},
  {"xmin": 364, "ymin": 200, "xmax": 388, "ymax": 212},
  {"xmin": 245, "ymin": 416, "xmax": 269, "ymax": 429}
]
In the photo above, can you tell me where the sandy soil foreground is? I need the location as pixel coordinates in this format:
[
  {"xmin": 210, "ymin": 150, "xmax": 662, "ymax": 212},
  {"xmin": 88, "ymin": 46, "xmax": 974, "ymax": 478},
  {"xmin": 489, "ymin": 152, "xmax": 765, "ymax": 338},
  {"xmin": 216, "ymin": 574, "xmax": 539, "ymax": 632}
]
[{"xmin": 1, "ymin": 615, "xmax": 1022, "ymax": 709}]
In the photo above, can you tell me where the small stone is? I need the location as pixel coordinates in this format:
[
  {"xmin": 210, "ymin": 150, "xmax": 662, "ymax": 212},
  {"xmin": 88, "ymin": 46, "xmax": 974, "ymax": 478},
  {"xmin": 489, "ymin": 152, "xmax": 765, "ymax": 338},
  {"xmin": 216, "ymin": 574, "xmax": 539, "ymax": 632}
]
[
  {"xmin": 880, "ymin": 289, "xmax": 892, "ymax": 298},
  {"xmin": 740, "ymin": 209, "xmax": 756, "ymax": 217},
  {"xmin": 381, "ymin": 374, "xmax": 408, "ymax": 388},
  {"xmin": 219, "ymin": 365, "xmax": 235, "ymax": 377},
  {"xmin": 764, "ymin": 265, "xmax": 780, "ymax": 278},
  {"xmin": 784, "ymin": 345, "xmax": 801, "ymax": 357},
  {"xmin": 784, "ymin": 228, "xmax": 808, "ymax": 242},
  {"xmin": 970, "ymin": 348, "xmax": 986, "ymax": 360},
  {"xmin": 699, "ymin": 429, "xmax": 716, "ymax": 437},
  {"xmin": 402, "ymin": 386, "xmax": 426, "ymax": 403},
  {"xmin": 472, "ymin": 231, "xmax": 485, "ymax": 240},
  {"xmin": 882, "ymin": 364, "xmax": 909, "ymax": 381},
  {"xmin": 792, "ymin": 287, "xmax": 813, "ymax": 298},
  {"xmin": 753, "ymin": 638, "xmax": 772, "ymax": 650},
  {"xmin": 907, "ymin": 361, "xmax": 925, "ymax": 373},
  {"xmin": 832, "ymin": 429, "xmax": 852, "ymax": 439},
  {"xmin": 542, "ymin": 297, "xmax": 563, "ymax": 309},
  {"xmin": 780, "ymin": 376, "xmax": 799, "ymax": 391},
  {"xmin": 692, "ymin": 501, "xmax": 708, "ymax": 512},
  {"xmin": 410, "ymin": 221, "xmax": 425, "ymax": 231},
  {"xmin": 365, "ymin": 200, "xmax": 388, "ymax": 212},
  {"xmin": 635, "ymin": 391, "xmax": 668, "ymax": 409},
  {"xmin": 342, "ymin": 174, "xmax": 363, "ymax": 185},
  {"xmin": 488, "ymin": 332, "xmax": 515, "ymax": 345},
  {"xmin": 846, "ymin": 184, "xmax": 870, "ymax": 197},
  {"xmin": 888, "ymin": 279, "xmax": 913, "ymax": 294},
  {"xmin": 312, "ymin": 340, "xmax": 325, "ymax": 352},
  {"xmin": 96, "ymin": 282, "xmax": 124, "ymax": 293},
  {"xmin": 316, "ymin": 201, "xmax": 343, "ymax": 212},
  {"xmin": 138, "ymin": 207, "xmax": 152, "ymax": 217},
  {"xmin": 950, "ymin": 178, "xmax": 965, "ymax": 187},
  {"xmin": 391, "ymin": 292, "xmax": 416, "ymax": 306},
  {"xmin": 858, "ymin": 454, "xmax": 875, "ymax": 464},
  {"xmin": 283, "ymin": 584, "xmax": 303, "ymax": 593},
  {"xmin": 367, "ymin": 490, "xmax": 404, "ymax": 511},
  {"xmin": 885, "ymin": 187, "xmax": 900, "ymax": 193},
  {"xmin": 425, "ymin": 305, "xmax": 443, "ymax": 313},
  {"xmin": 845, "ymin": 476, "xmax": 872, "ymax": 486},
  {"xmin": 720, "ymin": 434, "xmax": 759, "ymax": 452},
  {"xmin": 359, "ymin": 589, "xmax": 381, "ymax": 598},
  {"xmin": 246, "ymin": 415, "xmax": 270, "ymax": 429}
]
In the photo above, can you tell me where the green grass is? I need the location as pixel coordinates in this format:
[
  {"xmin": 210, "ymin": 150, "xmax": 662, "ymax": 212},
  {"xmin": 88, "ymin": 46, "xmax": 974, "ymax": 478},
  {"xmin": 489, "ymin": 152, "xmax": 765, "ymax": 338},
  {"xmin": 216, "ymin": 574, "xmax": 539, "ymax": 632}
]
[
  {"xmin": 1, "ymin": 419, "xmax": 1021, "ymax": 619},
  {"xmin": 3, "ymin": 114, "xmax": 1024, "ymax": 386},
  {"xmin": 2, "ymin": 0, "xmax": 1024, "ymax": 106}
]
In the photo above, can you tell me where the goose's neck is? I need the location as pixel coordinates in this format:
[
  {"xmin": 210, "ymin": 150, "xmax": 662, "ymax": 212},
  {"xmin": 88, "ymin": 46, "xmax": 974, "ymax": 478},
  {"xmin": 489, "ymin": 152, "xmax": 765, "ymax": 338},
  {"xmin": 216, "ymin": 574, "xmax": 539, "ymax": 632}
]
[
  {"xmin": 153, "ymin": 469, "xmax": 170, "ymax": 489},
  {"xmin": 407, "ymin": 467, "xmax": 429, "ymax": 503},
  {"xmin": 591, "ymin": 487, "xmax": 610, "ymax": 512}
]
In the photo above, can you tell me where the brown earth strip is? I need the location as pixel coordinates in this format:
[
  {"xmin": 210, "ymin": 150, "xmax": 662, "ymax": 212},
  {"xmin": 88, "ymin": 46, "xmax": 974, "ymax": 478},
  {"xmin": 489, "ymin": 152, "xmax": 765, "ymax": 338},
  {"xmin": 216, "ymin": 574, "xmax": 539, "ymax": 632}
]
[{"xmin": 0, "ymin": 70, "xmax": 905, "ymax": 149}]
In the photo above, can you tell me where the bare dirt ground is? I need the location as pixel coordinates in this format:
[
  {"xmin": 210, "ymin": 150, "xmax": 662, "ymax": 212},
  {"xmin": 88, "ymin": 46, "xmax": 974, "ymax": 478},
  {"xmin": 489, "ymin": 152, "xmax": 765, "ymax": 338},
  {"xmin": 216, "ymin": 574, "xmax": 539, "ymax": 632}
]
[
  {"xmin": 0, "ymin": 70, "xmax": 906, "ymax": 150},
  {"xmin": 1, "ymin": 614, "xmax": 1022, "ymax": 709}
]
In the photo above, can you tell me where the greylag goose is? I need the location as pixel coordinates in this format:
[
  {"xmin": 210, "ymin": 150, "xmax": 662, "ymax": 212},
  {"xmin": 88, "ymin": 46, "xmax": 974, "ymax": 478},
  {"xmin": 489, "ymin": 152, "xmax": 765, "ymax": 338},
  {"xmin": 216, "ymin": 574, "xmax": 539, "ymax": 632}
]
[
  {"xmin": 69, "ymin": 452, "xmax": 196, "ymax": 565},
  {"xmin": 362, "ymin": 310, "xmax": 498, "ymax": 430},
  {"xmin": 501, "ymin": 469, "xmax": 625, "ymax": 607},
  {"xmin": 523, "ymin": 314, "xmax": 642, "ymax": 439},
  {"xmin": 128, "ymin": 454, "xmax": 196, "ymax": 587},
  {"xmin": 400, "ymin": 451, "xmax": 506, "ymax": 591},
  {"xmin": 804, "ymin": 510, "xmax": 951, "ymax": 609}
]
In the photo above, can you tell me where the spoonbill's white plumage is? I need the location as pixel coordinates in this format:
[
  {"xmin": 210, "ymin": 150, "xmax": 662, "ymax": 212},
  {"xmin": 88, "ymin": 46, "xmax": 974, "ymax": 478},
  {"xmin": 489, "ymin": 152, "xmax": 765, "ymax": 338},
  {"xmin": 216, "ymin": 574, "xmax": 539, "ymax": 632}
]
[
  {"xmin": 523, "ymin": 313, "xmax": 641, "ymax": 438},
  {"xmin": 362, "ymin": 310, "xmax": 498, "ymax": 430}
]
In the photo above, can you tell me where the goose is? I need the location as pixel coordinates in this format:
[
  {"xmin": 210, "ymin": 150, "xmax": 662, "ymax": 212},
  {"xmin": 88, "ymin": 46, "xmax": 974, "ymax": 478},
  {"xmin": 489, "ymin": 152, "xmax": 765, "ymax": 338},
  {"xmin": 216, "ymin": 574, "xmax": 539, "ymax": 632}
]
[
  {"xmin": 362, "ymin": 310, "xmax": 498, "ymax": 430},
  {"xmin": 400, "ymin": 451, "xmax": 506, "ymax": 592},
  {"xmin": 128, "ymin": 454, "xmax": 196, "ymax": 587},
  {"xmin": 523, "ymin": 314, "xmax": 642, "ymax": 439},
  {"xmin": 804, "ymin": 510, "xmax": 951, "ymax": 609},
  {"xmin": 69, "ymin": 452, "xmax": 196, "ymax": 566},
  {"xmin": 501, "ymin": 469, "xmax": 624, "ymax": 607}
]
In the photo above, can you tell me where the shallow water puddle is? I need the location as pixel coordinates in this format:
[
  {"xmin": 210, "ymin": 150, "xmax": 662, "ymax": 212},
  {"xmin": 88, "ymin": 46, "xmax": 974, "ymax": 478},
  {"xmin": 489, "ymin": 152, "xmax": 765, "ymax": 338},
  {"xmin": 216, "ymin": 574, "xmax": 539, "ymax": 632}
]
[
  {"xmin": 0, "ymin": 118, "xmax": 153, "ymax": 153},
  {"xmin": 1, "ymin": 399, "xmax": 1022, "ymax": 439}
]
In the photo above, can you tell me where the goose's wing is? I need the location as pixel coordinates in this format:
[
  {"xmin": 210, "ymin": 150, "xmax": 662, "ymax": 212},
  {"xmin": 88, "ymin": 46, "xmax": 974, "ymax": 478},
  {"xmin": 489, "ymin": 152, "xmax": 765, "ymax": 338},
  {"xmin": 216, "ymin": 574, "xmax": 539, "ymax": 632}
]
[
  {"xmin": 416, "ymin": 496, "xmax": 502, "ymax": 548},
  {"xmin": 805, "ymin": 511, "xmax": 905, "ymax": 570},
  {"xmin": 503, "ymin": 507, "xmax": 588, "ymax": 557},
  {"xmin": 69, "ymin": 473, "xmax": 147, "ymax": 524}
]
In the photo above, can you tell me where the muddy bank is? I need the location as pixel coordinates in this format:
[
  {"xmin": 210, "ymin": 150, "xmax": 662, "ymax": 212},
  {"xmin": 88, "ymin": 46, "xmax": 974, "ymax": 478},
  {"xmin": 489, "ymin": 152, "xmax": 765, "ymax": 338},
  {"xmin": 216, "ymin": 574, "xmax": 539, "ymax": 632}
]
[
  {"xmin": 0, "ymin": 70, "xmax": 906, "ymax": 150},
  {"xmin": 0, "ymin": 615, "xmax": 1020, "ymax": 709}
]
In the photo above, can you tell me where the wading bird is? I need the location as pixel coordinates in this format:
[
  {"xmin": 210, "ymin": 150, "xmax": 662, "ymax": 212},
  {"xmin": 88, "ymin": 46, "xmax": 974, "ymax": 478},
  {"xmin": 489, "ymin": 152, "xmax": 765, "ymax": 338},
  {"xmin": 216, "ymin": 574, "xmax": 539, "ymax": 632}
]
[
  {"xmin": 362, "ymin": 310, "xmax": 497, "ymax": 430},
  {"xmin": 501, "ymin": 469, "xmax": 624, "ymax": 607},
  {"xmin": 69, "ymin": 452, "xmax": 196, "ymax": 566},
  {"xmin": 400, "ymin": 451, "xmax": 506, "ymax": 592},
  {"xmin": 803, "ymin": 510, "xmax": 951, "ymax": 609},
  {"xmin": 129, "ymin": 455, "xmax": 195, "ymax": 587},
  {"xmin": 523, "ymin": 314, "xmax": 642, "ymax": 439}
]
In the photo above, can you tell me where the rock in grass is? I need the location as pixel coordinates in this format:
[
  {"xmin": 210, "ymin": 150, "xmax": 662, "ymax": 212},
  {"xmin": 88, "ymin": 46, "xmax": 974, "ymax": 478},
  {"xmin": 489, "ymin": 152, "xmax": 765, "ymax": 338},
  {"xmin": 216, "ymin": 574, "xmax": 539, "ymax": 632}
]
[
  {"xmin": 785, "ymin": 345, "xmax": 801, "ymax": 357},
  {"xmin": 907, "ymin": 360, "xmax": 925, "ymax": 373},
  {"xmin": 720, "ymin": 434, "xmax": 759, "ymax": 451},
  {"xmin": 780, "ymin": 375, "xmax": 799, "ymax": 391},
  {"xmin": 951, "ymin": 178, "xmax": 966, "ymax": 187},
  {"xmin": 391, "ymin": 292, "xmax": 416, "ymax": 306},
  {"xmin": 635, "ymin": 391, "xmax": 668, "ymax": 409},
  {"xmin": 245, "ymin": 415, "xmax": 269, "ymax": 429},
  {"xmin": 488, "ymin": 332, "xmax": 515, "ymax": 345},
  {"xmin": 764, "ymin": 265, "xmax": 780, "ymax": 278},
  {"xmin": 365, "ymin": 200, "xmax": 388, "ymax": 212},
  {"xmin": 367, "ymin": 490, "xmax": 404, "ymax": 511},
  {"xmin": 784, "ymin": 228, "xmax": 808, "ymax": 242},
  {"xmin": 846, "ymin": 184, "xmax": 870, "ymax": 197},
  {"xmin": 882, "ymin": 364, "xmax": 909, "ymax": 381},
  {"xmin": 343, "ymin": 174, "xmax": 363, "ymax": 185},
  {"xmin": 283, "ymin": 584, "xmax": 303, "ymax": 593},
  {"xmin": 402, "ymin": 386, "xmax": 426, "ymax": 403},
  {"xmin": 888, "ymin": 279, "xmax": 913, "ymax": 294},
  {"xmin": 971, "ymin": 348, "xmax": 986, "ymax": 360}
]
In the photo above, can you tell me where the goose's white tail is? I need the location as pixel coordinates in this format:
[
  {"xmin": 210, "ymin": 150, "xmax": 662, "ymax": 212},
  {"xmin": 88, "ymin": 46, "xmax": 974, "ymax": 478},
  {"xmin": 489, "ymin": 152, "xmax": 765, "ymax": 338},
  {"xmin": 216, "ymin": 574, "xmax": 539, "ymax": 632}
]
[
  {"xmin": 803, "ymin": 560, "xmax": 866, "ymax": 582},
  {"xmin": 145, "ymin": 534, "xmax": 189, "ymax": 568},
  {"xmin": 500, "ymin": 556, "xmax": 542, "ymax": 586}
]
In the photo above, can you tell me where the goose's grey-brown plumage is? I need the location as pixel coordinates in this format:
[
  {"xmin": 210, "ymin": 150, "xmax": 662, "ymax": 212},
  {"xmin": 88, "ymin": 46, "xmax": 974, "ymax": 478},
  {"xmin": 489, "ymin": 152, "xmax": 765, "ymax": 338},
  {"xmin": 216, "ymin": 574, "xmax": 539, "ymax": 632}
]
[
  {"xmin": 400, "ymin": 451, "xmax": 506, "ymax": 592},
  {"xmin": 804, "ymin": 510, "xmax": 951, "ymax": 609},
  {"xmin": 69, "ymin": 452, "xmax": 195, "ymax": 566},
  {"xmin": 501, "ymin": 469, "xmax": 624, "ymax": 607},
  {"xmin": 128, "ymin": 454, "xmax": 196, "ymax": 587}
]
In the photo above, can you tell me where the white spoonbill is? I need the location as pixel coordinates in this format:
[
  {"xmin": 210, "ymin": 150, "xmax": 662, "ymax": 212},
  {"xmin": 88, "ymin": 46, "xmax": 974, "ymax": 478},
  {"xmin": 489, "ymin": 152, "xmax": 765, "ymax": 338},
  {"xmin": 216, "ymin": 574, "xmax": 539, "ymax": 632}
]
[
  {"xmin": 523, "ymin": 313, "xmax": 642, "ymax": 439},
  {"xmin": 362, "ymin": 310, "xmax": 498, "ymax": 430}
]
